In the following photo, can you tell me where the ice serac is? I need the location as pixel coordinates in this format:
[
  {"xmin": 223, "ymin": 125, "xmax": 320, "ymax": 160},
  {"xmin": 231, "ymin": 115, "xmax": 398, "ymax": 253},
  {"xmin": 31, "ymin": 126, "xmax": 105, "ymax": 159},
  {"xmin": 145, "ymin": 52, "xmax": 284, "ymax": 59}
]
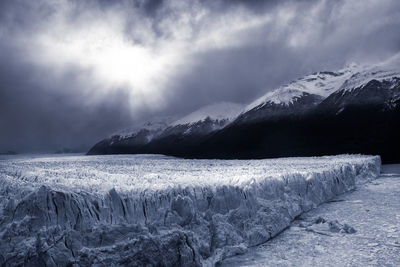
[{"xmin": 0, "ymin": 155, "xmax": 380, "ymax": 266}]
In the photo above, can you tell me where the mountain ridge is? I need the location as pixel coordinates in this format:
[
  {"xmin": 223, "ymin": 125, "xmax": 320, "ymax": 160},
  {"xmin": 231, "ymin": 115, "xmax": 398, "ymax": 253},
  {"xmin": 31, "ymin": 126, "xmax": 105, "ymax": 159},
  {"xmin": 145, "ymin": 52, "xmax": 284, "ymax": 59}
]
[{"xmin": 87, "ymin": 55, "xmax": 400, "ymax": 163}]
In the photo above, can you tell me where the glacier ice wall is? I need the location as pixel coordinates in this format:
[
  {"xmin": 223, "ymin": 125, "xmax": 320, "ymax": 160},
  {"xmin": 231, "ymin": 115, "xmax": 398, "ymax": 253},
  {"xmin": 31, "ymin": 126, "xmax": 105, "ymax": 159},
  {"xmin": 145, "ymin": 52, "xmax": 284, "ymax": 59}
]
[{"xmin": 0, "ymin": 155, "xmax": 380, "ymax": 266}]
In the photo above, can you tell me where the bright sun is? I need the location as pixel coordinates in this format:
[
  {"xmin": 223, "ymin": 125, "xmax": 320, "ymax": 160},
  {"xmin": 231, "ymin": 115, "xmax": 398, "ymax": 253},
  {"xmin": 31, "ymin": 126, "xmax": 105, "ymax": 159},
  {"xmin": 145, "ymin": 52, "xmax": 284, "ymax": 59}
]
[{"xmin": 33, "ymin": 17, "xmax": 176, "ymax": 109}]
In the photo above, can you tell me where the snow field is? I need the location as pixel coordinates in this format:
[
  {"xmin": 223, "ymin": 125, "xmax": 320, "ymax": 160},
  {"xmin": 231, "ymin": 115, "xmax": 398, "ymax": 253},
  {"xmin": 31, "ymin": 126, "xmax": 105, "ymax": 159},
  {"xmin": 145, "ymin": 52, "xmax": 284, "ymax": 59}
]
[{"xmin": 0, "ymin": 154, "xmax": 381, "ymax": 266}]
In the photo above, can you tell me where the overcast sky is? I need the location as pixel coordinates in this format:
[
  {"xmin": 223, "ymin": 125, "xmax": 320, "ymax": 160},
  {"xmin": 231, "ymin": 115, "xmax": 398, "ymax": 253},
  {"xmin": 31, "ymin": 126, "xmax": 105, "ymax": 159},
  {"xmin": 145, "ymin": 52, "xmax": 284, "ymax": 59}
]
[{"xmin": 1, "ymin": 0, "xmax": 400, "ymax": 153}]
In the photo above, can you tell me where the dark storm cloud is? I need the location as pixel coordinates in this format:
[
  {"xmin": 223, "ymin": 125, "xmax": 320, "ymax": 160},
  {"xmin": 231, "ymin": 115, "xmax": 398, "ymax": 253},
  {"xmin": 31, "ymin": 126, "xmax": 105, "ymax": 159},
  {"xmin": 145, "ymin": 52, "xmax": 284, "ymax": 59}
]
[
  {"xmin": 1, "ymin": 0, "xmax": 400, "ymax": 152},
  {"xmin": 162, "ymin": 0, "xmax": 400, "ymax": 114},
  {"xmin": 164, "ymin": 44, "xmax": 305, "ymax": 114}
]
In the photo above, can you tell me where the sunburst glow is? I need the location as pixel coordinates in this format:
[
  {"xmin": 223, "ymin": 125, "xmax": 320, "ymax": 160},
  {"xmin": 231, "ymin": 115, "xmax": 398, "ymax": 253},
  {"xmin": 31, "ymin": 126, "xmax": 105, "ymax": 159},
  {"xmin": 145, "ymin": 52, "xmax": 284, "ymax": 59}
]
[{"xmin": 33, "ymin": 16, "xmax": 177, "ymax": 108}]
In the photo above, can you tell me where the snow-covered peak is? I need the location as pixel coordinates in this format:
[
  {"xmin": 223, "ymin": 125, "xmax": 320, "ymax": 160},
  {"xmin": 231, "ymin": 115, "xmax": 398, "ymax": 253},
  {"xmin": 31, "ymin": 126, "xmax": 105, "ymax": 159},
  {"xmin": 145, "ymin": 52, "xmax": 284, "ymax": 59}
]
[
  {"xmin": 339, "ymin": 54, "xmax": 400, "ymax": 92},
  {"xmin": 247, "ymin": 88, "xmax": 305, "ymax": 108},
  {"xmin": 111, "ymin": 116, "xmax": 176, "ymax": 138},
  {"xmin": 171, "ymin": 102, "xmax": 245, "ymax": 126},
  {"xmin": 245, "ymin": 64, "xmax": 362, "ymax": 112}
]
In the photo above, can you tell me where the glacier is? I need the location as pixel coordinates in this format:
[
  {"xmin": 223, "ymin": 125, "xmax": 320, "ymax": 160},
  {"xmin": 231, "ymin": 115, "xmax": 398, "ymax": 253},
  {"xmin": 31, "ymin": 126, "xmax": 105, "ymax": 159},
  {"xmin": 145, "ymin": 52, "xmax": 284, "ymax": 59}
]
[{"xmin": 0, "ymin": 154, "xmax": 380, "ymax": 266}]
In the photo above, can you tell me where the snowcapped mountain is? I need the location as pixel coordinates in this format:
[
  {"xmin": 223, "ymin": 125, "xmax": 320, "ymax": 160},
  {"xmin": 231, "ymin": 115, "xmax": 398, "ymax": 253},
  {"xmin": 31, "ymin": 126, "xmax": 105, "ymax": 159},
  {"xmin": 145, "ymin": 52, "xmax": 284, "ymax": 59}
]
[
  {"xmin": 171, "ymin": 102, "xmax": 243, "ymax": 126},
  {"xmin": 233, "ymin": 64, "xmax": 362, "ymax": 123},
  {"xmin": 88, "ymin": 54, "xmax": 400, "ymax": 162},
  {"xmin": 320, "ymin": 56, "xmax": 400, "ymax": 113},
  {"xmin": 237, "ymin": 55, "xmax": 400, "ymax": 123},
  {"xmin": 110, "ymin": 116, "xmax": 176, "ymax": 141},
  {"xmin": 244, "ymin": 64, "xmax": 360, "ymax": 112},
  {"xmin": 87, "ymin": 116, "xmax": 176, "ymax": 155},
  {"xmin": 88, "ymin": 102, "xmax": 244, "ymax": 155},
  {"xmin": 199, "ymin": 55, "xmax": 400, "ymax": 162},
  {"xmin": 339, "ymin": 55, "xmax": 400, "ymax": 93},
  {"xmin": 165, "ymin": 102, "xmax": 244, "ymax": 135}
]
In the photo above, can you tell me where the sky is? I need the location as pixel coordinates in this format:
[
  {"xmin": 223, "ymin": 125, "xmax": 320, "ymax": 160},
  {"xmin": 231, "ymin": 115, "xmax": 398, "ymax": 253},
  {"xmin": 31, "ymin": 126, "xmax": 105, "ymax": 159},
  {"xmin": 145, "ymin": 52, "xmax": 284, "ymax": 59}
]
[{"xmin": 1, "ymin": 0, "xmax": 400, "ymax": 153}]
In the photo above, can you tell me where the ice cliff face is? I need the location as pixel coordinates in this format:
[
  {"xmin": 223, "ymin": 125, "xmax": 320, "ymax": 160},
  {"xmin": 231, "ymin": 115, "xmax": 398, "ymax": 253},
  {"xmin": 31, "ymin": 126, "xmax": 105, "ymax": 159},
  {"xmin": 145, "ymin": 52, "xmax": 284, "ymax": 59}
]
[{"xmin": 0, "ymin": 155, "xmax": 380, "ymax": 266}]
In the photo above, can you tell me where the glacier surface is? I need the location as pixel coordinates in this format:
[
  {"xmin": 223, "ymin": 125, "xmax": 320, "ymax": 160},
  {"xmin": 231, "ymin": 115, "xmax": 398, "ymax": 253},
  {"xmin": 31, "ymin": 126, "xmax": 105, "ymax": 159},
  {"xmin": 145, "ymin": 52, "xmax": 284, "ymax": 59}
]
[{"xmin": 0, "ymin": 154, "xmax": 380, "ymax": 266}]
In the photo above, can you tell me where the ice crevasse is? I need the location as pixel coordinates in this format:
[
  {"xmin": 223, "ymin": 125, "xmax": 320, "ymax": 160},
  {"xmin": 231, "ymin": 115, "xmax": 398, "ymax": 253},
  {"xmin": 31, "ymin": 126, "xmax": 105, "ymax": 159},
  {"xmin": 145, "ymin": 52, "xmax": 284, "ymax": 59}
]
[{"xmin": 0, "ymin": 155, "xmax": 381, "ymax": 266}]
